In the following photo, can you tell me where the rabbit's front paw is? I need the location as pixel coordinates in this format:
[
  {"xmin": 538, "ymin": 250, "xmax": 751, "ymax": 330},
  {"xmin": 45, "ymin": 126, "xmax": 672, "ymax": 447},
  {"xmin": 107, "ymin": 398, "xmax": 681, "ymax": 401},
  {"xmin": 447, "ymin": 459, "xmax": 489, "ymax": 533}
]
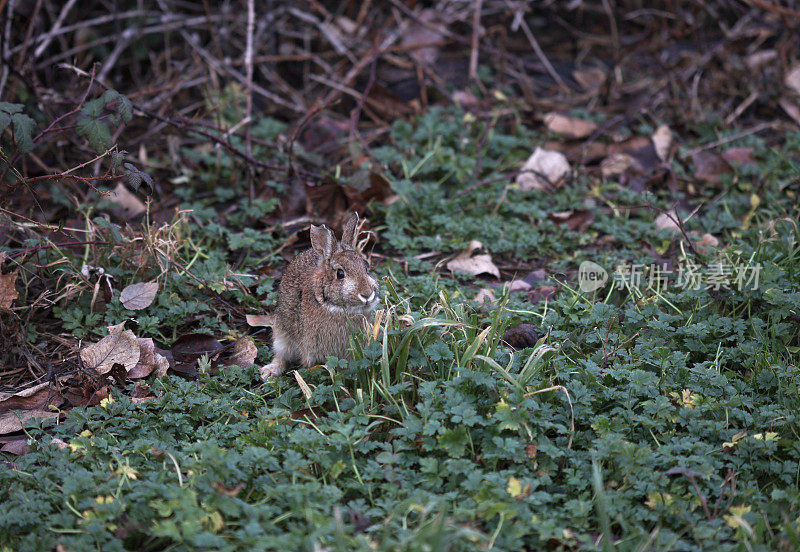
[{"xmin": 260, "ymin": 358, "xmax": 286, "ymax": 379}]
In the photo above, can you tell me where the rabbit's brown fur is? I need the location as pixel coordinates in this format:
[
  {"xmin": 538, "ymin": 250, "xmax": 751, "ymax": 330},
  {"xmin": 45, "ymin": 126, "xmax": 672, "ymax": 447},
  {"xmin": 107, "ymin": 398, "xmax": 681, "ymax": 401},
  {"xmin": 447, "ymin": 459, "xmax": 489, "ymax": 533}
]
[{"xmin": 260, "ymin": 213, "xmax": 379, "ymax": 379}]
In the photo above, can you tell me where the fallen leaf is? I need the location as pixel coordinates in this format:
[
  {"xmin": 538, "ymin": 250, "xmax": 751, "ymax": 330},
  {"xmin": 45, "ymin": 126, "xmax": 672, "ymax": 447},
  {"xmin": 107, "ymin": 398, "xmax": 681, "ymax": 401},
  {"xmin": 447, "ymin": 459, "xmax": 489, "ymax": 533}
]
[
  {"xmin": 131, "ymin": 382, "xmax": 159, "ymax": 404},
  {"xmin": 600, "ymin": 153, "xmax": 633, "ymax": 177},
  {"xmin": 402, "ymin": 8, "xmax": 444, "ymax": 65},
  {"xmin": 779, "ymin": 96, "xmax": 800, "ymax": 125},
  {"xmin": 543, "ymin": 112, "xmax": 597, "ymax": 139},
  {"xmin": 50, "ymin": 438, "xmax": 69, "ymax": 449},
  {"xmin": 696, "ymin": 233, "xmax": 719, "ymax": 254},
  {"xmin": 474, "ymin": 288, "xmax": 496, "ymax": 304},
  {"xmin": 0, "ymin": 409, "xmax": 59, "ymax": 435},
  {"xmin": 525, "ymin": 443, "xmax": 538, "ymax": 459},
  {"xmin": 516, "ymin": 148, "xmax": 570, "ymax": 191},
  {"xmin": 547, "ymin": 209, "xmax": 595, "ymax": 232},
  {"xmin": 0, "ymin": 382, "xmax": 63, "ymax": 414},
  {"xmin": 129, "ymin": 338, "xmax": 170, "ymax": 379},
  {"xmin": 228, "ymin": 337, "xmax": 258, "ymax": 368},
  {"xmin": 654, "ymin": 210, "xmax": 682, "ymax": 233},
  {"xmin": 0, "ymin": 271, "xmax": 18, "ymax": 311},
  {"xmin": 502, "ymin": 324, "xmax": 540, "ymax": 349},
  {"xmin": 212, "ymin": 481, "xmax": 246, "ymax": 497},
  {"xmin": 80, "ymin": 324, "xmax": 140, "ymax": 375},
  {"xmin": 522, "ymin": 269, "xmax": 547, "ymax": 286},
  {"xmin": 108, "ymin": 182, "xmax": 146, "ymax": 219},
  {"xmin": 785, "ymin": 65, "xmax": 800, "ymax": 97},
  {"xmin": 447, "ymin": 240, "xmax": 500, "ymax": 278},
  {"xmin": 607, "ymin": 136, "xmax": 660, "ymax": 174},
  {"xmin": 652, "ymin": 125, "xmax": 673, "ymax": 162},
  {"xmin": 572, "ymin": 67, "xmax": 606, "ymax": 93},
  {"xmin": 692, "ymin": 151, "xmax": 732, "ymax": 184},
  {"xmin": 507, "ymin": 279, "xmax": 532, "ymax": 293},
  {"xmin": 529, "ymin": 285, "xmax": 558, "ymax": 303},
  {"xmin": 0, "ymin": 436, "xmax": 28, "ymax": 455},
  {"xmin": 721, "ymin": 147, "xmax": 756, "ymax": 167},
  {"xmin": 120, "ymin": 281, "xmax": 159, "ymax": 310},
  {"xmin": 171, "ymin": 333, "xmax": 224, "ymax": 362},
  {"xmin": 246, "ymin": 314, "xmax": 274, "ymax": 327}
]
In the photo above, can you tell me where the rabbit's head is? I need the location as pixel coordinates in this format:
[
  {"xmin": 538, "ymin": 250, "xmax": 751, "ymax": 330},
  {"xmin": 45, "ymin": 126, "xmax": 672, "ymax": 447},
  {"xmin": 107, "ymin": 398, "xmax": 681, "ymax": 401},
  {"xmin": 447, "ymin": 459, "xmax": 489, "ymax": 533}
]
[{"xmin": 310, "ymin": 213, "xmax": 379, "ymax": 315}]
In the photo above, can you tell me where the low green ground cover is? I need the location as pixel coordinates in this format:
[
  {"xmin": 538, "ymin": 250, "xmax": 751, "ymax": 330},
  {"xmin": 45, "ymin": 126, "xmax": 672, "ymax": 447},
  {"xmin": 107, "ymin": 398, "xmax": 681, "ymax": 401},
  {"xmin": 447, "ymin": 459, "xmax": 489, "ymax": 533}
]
[{"xmin": 2, "ymin": 108, "xmax": 799, "ymax": 551}]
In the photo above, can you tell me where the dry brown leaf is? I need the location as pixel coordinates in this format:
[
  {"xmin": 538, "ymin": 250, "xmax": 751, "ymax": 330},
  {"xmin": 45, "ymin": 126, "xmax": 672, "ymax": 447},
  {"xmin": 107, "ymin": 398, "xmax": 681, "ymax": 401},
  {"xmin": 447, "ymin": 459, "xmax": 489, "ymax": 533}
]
[
  {"xmin": 447, "ymin": 240, "xmax": 500, "ymax": 279},
  {"xmin": 600, "ymin": 153, "xmax": 634, "ymax": 177},
  {"xmin": 0, "ymin": 409, "xmax": 59, "ymax": 435},
  {"xmin": 547, "ymin": 210, "xmax": 595, "ymax": 232},
  {"xmin": 0, "ymin": 382, "xmax": 63, "ymax": 414},
  {"xmin": 502, "ymin": 324, "xmax": 540, "ymax": 349},
  {"xmin": 692, "ymin": 151, "xmax": 733, "ymax": 183},
  {"xmin": 129, "ymin": 338, "xmax": 170, "ymax": 379},
  {"xmin": 696, "ymin": 233, "xmax": 719, "ymax": 255},
  {"xmin": 516, "ymin": 148, "xmax": 570, "ymax": 191},
  {"xmin": 108, "ymin": 182, "xmax": 146, "ymax": 219},
  {"xmin": 652, "ymin": 125, "xmax": 673, "ymax": 162},
  {"xmin": 572, "ymin": 67, "xmax": 606, "ymax": 93},
  {"xmin": 228, "ymin": 337, "xmax": 258, "ymax": 368},
  {"xmin": 543, "ymin": 112, "xmax": 597, "ymax": 139},
  {"xmin": 131, "ymin": 382, "xmax": 160, "ymax": 404},
  {"xmin": 246, "ymin": 314, "xmax": 274, "ymax": 327},
  {"xmin": 474, "ymin": 288, "xmax": 496, "ymax": 304},
  {"xmin": 0, "ymin": 271, "xmax": 19, "ymax": 311},
  {"xmin": 1, "ymin": 437, "xmax": 29, "ymax": 455},
  {"xmin": 120, "ymin": 281, "xmax": 159, "ymax": 310},
  {"xmin": 654, "ymin": 212, "xmax": 681, "ymax": 233},
  {"xmin": 779, "ymin": 96, "xmax": 800, "ymax": 125},
  {"xmin": 785, "ymin": 65, "xmax": 800, "ymax": 97},
  {"xmin": 507, "ymin": 280, "xmax": 532, "ymax": 293},
  {"xmin": 80, "ymin": 324, "xmax": 140, "ymax": 375},
  {"xmin": 401, "ymin": 8, "xmax": 443, "ymax": 65}
]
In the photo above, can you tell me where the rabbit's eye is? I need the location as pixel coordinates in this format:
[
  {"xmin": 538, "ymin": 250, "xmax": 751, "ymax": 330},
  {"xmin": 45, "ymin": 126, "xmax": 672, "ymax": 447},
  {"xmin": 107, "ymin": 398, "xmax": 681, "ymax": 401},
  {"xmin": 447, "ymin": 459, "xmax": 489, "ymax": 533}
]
[{"xmin": 336, "ymin": 269, "xmax": 345, "ymax": 279}]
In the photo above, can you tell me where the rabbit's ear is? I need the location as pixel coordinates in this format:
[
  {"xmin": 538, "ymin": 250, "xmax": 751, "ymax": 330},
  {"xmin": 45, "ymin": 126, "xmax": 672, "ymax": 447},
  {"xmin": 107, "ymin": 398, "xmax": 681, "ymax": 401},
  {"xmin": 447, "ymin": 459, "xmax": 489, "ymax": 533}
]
[
  {"xmin": 310, "ymin": 224, "xmax": 336, "ymax": 261},
  {"xmin": 341, "ymin": 212, "xmax": 359, "ymax": 250}
]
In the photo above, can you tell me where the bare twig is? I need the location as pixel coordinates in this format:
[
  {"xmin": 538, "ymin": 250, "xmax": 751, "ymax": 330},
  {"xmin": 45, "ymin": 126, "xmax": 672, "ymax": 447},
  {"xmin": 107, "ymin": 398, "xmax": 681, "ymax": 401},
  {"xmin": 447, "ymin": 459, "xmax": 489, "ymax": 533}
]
[
  {"xmin": 244, "ymin": 0, "xmax": 255, "ymax": 195},
  {"xmin": 33, "ymin": 0, "xmax": 78, "ymax": 58},
  {"xmin": 468, "ymin": 0, "xmax": 483, "ymax": 82}
]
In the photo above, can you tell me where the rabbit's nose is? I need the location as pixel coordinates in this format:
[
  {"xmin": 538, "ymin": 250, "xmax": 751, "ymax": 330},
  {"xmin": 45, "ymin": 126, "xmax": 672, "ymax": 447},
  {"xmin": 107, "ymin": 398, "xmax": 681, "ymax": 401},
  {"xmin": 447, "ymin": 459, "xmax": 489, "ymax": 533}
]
[{"xmin": 359, "ymin": 291, "xmax": 376, "ymax": 304}]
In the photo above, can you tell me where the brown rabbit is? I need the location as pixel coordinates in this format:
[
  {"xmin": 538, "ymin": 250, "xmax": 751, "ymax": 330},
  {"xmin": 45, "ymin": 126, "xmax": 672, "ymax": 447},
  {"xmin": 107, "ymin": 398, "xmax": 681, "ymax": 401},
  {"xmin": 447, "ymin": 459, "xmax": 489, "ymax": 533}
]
[{"xmin": 260, "ymin": 213, "xmax": 380, "ymax": 379}]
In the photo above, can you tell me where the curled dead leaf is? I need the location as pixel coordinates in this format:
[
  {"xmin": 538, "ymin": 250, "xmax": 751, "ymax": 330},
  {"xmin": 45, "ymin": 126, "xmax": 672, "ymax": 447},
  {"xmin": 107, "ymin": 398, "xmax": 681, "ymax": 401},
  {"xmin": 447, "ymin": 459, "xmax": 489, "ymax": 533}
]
[
  {"xmin": 516, "ymin": 148, "xmax": 570, "ymax": 191},
  {"xmin": 785, "ymin": 65, "xmax": 800, "ymax": 97},
  {"xmin": 447, "ymin": 240, "xmax": 500, "ymax": 279},
  {"xmin": 246, "ymin": 314, "xmax": 274, "ymax": 327},
  {"xmin": 108, "ymin": 182, "xmax": 146, "ymax": 219},
  {"xmin": 129, "ymin": 338, "xmax": 170, "ymax": 379},
  {"xmin": 120, "ymin": 281, "xmax": 159, "ymax": 310},
  {"xmin": 601, "ymin": 153, "xmax": 634, "ymax": 177},
  {"xmin": 228, "ymin": 337, "xmax": 258, "ymax": 368},
  {"xmin": 652, "ymin": 125, "xmax": 673, "ymax": 162},
  {"xmin": 474, "ymin": 288, "xmax": 496, "ymax": 304},
  {"xmin": 654, "ymin": 211, "xmax": 682, "ymax": 233},
  {"xmin": 0, "ymin": 271, "xmax": 19, "ymax": 311},
  {"xmin": 696, "ymin": 233, "xmax": 719, "ymax": 255},
  {"xmin": 543, "ymin": 112, "xmax": 597, "ymax": 139}
]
